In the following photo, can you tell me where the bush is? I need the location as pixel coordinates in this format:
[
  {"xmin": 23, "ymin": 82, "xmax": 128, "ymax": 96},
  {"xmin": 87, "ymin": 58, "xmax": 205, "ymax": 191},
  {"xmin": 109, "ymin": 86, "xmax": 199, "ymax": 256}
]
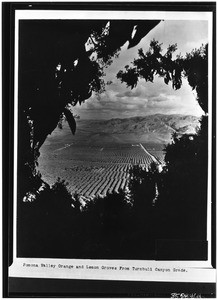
[{"xmin": 17, "ymin": 178, "xmax": 83, "ymax": 258}]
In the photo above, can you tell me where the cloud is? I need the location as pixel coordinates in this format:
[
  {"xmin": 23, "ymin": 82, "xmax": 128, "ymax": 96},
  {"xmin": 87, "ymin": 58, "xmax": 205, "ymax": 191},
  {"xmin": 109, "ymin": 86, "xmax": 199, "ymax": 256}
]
[
  {"xmin": 116, "ymin": 87, "xmax": 142, "ymax": 98},
  {"xmin": 148, "ymin": 93, "xmax": 175, "ymax": 102},
  {"xmin": 73, "ymin": 76, "xmax": 203, "ymax": 120}
]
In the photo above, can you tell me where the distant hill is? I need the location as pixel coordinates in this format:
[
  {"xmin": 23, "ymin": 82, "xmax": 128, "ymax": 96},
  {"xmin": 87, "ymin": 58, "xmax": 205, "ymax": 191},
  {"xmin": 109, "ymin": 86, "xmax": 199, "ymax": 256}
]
[
  {"xmin": 44, "ymin": 114, "xmax": 200, "ymax": 147},
  {"xmin": 93, "ymin": 114, "xmax": 199, "ymax": 135}
]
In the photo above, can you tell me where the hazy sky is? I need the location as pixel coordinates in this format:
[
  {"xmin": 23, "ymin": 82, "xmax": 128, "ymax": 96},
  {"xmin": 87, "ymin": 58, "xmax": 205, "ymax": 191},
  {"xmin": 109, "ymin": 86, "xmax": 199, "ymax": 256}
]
[{"xmin": 73, "ymin": 20, "xmax": 208, "ymax": 120}]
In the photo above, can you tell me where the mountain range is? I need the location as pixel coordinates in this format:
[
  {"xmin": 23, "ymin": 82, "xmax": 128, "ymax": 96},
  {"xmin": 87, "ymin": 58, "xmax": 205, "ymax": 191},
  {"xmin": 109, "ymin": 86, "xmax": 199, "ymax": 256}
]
[{"xmin": 45, "ymin": 114, "xmax": 200, "ymax": 147}]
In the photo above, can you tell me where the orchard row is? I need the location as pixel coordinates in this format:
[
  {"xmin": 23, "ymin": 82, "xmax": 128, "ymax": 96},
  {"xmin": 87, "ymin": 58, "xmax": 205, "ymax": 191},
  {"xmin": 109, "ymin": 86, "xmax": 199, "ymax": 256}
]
[{"xmin": 39, "ymin": 144, "xmax": 165, "ymax": 200}]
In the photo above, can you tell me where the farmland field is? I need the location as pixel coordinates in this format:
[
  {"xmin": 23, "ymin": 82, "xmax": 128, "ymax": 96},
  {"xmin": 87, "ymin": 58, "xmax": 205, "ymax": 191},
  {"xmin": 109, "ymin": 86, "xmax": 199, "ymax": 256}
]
[{"xmin": 39, "ymin": 141, "xmax": 165, "ymax": 201}]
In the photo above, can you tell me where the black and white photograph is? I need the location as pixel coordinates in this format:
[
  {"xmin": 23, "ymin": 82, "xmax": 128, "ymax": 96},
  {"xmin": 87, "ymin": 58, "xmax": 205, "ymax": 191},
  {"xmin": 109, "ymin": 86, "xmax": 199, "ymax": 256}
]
[{"xmin": 5, "ymin": 3, "xmax": 215, "ymax": 290}]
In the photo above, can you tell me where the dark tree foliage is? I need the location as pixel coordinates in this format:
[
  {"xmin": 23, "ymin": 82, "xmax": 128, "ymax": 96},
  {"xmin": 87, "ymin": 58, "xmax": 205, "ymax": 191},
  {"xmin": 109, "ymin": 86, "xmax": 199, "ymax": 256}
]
[
  {"xmin": 117, "ymin": 40, "xmax": 209, "ymax": 245},
  {"xmin": 19, "ymin": 179, "xmax": 158, "ymax": 259},
  {"xmin": 117, "ymin": 40, "xmax": 208, "ymax": 113},
  {"xmin": 18, "ymin": 19, "xmax": 161, "ymax": 258},
  {"xmin": 18, "ymin": 178, "xmax": 81, "ymax": 258},
  {"xmin": 155, "ymin": 116, "xmax": 208, "ymax": 241},
  {"xmin": 18, "ymin": 20, "xmax": 160, "ymax": 199},
  {"xmin": 80, "ymin": 190, "xmax": 133, "ymax": 258},
  {"xmin": 129, "ymin": 163, "xmax": 158, "ymax": 211},
  {"xmin": 125, "ymin": 163, "xmax": 161, "ymax": 258}
]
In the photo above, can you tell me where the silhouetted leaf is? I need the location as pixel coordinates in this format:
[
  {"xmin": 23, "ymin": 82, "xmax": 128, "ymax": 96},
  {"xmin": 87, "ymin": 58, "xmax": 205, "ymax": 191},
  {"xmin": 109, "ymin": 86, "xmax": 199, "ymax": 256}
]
[{"xmin": 63, "ymin": 108, "xmax": 76, "ymax": 135}]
